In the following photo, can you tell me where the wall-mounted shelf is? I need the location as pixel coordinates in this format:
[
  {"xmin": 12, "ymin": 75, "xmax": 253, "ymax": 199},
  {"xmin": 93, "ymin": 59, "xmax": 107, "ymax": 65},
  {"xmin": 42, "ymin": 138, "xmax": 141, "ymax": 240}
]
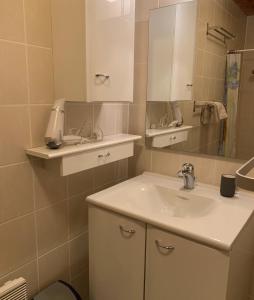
[
  {"xmin": 207, "ymin": 23, "xmax": 235, "ymax": 45},
  {"xmin": 26, "ymin": 134, "xmax": 141, "ymax": 176},
  {"xmin": 146, "ymin": 126, "xmax": 192, "ymax": 148}
]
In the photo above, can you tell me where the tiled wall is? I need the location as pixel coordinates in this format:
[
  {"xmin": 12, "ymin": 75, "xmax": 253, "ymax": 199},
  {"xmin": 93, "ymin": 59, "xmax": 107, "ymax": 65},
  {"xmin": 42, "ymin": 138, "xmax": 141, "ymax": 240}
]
[
  {"xmin": 129, "ymin": 0, "xmax": 252, "ymax": 184},
  {"xmin": 0, "ymin": 1, "xmax": 129, "ymax": 299}
]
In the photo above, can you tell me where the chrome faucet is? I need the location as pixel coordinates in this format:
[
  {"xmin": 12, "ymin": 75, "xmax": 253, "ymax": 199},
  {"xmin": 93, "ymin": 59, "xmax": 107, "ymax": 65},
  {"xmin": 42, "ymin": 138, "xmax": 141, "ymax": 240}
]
[{"xmin": 177, "ymin": 163, "xmax": 195, "ymax": 189}]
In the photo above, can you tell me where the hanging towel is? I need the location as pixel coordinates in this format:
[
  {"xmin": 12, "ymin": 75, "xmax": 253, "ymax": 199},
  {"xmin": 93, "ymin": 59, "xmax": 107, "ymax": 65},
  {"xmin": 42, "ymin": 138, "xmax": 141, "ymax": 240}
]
[{"xmin": 195, "ymin": 101, "xmax": 228, "ymax": 125}]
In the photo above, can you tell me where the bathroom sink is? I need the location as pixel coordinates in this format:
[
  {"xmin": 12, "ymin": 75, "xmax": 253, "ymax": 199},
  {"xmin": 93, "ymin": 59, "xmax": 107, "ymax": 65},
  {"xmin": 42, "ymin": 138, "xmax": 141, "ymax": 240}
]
[
  {"xmin": 87, "ymin": 172, "xmax": 254, "ymax": 250},
  {"xmin": 144, "ymin": 185, "xmax": 215, "ymax": 218},
  {"xmin": 112, "ymin": 183, "xmax": 215, "ymax": 219}
]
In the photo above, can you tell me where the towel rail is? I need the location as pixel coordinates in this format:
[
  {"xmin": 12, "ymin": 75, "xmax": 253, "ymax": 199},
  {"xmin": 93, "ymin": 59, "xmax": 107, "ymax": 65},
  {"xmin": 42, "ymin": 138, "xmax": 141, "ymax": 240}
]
[{"xmin": 207, "ymin": 23, "xmax": 235, "ymax": 45}]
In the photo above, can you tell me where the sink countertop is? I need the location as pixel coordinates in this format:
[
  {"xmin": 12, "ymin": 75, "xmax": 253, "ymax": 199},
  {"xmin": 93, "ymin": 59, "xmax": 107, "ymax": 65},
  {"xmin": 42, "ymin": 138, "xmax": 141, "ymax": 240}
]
[{"xmin": 86, "ymin": 172, "xmax": 254, "ymax": 251}]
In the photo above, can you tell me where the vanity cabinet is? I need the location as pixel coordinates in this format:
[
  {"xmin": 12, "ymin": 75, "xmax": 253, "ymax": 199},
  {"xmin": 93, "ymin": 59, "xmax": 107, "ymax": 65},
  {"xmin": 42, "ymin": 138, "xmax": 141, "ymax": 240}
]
[
  {"xmin": 89, "ymin": 206, "xmax": 146, "ymax": 300},
  {"xmin": 86, "ymin": 0, "xmax": 135, "ymax": 102},
  {"xmin": 89, "ymin": 206, "xmax": 254, "ymax": 300},
  {"xmin": 145, "ymin": 225, "xmax": 229, "ymax": 300}
]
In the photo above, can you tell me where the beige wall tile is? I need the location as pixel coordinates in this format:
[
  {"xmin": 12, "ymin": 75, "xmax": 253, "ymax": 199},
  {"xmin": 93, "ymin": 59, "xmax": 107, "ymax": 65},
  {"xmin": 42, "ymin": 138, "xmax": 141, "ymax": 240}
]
[
  {"xmin": 28, "ymin": 47, "xmax": 54, "ymax": 104},
  {"xmin": 0, "ymin": 41, "xmax": 28, "ymax": 105},
  {"xmin": 129, "ymin": 144, "xmax": 151, "ymax": 177},
  {"xmin": 114, "ymin": 104, "xmax": 129, "ymax": 134},
  {"xmin": 93, "ymin": 104, "xmax": 116, "ymax": 136},
  {"xmin": 71, "ymin": 271, "xmax": 89, "ymax": 300},
  {"xmin": 0, "ymin": 214, "xmax": 36, "ymax": 277},
  {"xmin": 134, "ymin": 63, "xmax": 148, "ymax": 104},
  {"xmin": 0, "ymin": 261, "xmax": 38, "ymax": 298},
  {"xmin": 36, "ymin": 201, "xmax": 68, "ymax": 256},
  {"xmin": 129, "ymin": 104, "xmax": 146, "ymax": 136},
  {"xmin": 24, "ymin": 0, "xmax": 52, "ymax": 47},
  {"xmin": 0, "ymin": 0, "xmax": 25, "ymax": 42},
  {"xmin": 38, "ymin": 244, "xmax": 69, "ymax": 290},
  {"xmin": 69, "ymin": 194, "xmax": 89, "ymax": 239},
  {"xmin": 0, "ymin": 106, "xmax": 30, "ymax": 165},
  {"xmin": 0, "ymin": 163, "xmax": 33, "ymax": 224},
  {"xmin": 135, "ymin": 21, "xmax": 149, "ymax": 64},
  {"xmin": 94, "ymin": 163, "xmax": 116, "ymax": 190},
  {"xmin": 68, "ymin": 169, "xmax": 93, "ymax": 198},
  {"xmin": 32, "ymin": 159, "xmax": 67, "ymax": 209},
  {"xmin": 51, "ymin": 0, "xmax": 86, "ymax": 101},
  {"xmin": 30, "ymin": 105, "xmax": 51, "ymax": 147},
  {"xmin": 69, "ymin": 233, "xmax": 89, "ymax": 278},
  {"xmin": 115, "ymin": 159, "xmax": 129, "ymax": 182},
  {"xmin": 65, "ymin": 102, "xmax": 92, "ymax": 135}
]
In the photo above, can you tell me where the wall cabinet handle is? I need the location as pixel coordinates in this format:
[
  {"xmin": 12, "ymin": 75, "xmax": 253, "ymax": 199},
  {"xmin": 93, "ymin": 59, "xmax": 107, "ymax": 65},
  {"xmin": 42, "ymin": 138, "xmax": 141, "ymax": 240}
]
[
  {"xmin": 155, "ymin": 240, "xmax": 175, "ymax": 251},
  {"xmin": 119, "ymin": 225, "xmax": 136, "ymax": 234}
]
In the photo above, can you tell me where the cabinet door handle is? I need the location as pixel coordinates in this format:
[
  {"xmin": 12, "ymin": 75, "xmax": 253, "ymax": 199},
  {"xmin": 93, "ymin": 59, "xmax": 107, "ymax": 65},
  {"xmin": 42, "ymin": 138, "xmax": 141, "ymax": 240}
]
[
  {"xmin": 155, "ymin": 240, "xmax": 175, "ymax": 251},
  {"xmin": 119, "ymin": 225, "xmax": 136, "ymax": 234}
]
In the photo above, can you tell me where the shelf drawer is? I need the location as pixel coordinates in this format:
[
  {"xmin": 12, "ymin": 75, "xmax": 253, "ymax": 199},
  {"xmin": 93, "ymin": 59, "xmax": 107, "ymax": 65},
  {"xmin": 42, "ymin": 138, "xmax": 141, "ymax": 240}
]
[
  {"xmin": 152, "ymin": 130, "xmax": 188, "ymax": 148},
  {"xmin": 61, "ymin": 142, "xmax": 134, "ymax": 176}
]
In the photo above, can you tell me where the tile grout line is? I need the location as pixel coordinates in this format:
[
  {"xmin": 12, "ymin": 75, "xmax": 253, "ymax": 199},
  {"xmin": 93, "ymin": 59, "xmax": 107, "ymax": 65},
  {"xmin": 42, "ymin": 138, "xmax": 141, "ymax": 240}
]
[
  {"xmin": 66, "ymin": 175, "xmax": 72, "ymax": 282},
  {"xmin": 22, "ymin": 0, "xmax": 40, "ymax": 291},
  {"xmin": 0, "ymin": 38, "xmax": 52, "ymax": 51}
]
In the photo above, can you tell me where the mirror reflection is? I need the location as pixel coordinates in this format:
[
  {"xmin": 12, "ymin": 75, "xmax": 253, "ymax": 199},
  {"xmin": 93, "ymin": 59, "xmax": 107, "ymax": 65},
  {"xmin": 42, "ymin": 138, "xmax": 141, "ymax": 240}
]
[{"xmin": 145, "ymin": 0, "xmax": 254, "ymax": 161}]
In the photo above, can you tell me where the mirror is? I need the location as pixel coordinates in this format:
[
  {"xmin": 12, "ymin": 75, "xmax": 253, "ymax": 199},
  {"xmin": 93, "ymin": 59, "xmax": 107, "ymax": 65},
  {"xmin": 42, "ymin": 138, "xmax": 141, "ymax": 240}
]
[{"xmin": 146, "ymin": 0, "xmax": 254, "ymax": 161}]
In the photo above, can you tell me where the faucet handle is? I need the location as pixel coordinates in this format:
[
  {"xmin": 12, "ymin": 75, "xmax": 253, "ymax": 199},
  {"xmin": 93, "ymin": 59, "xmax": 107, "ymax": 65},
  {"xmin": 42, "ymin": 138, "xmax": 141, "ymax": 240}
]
[{"xmin": 182, "ymin": 163, "xmax": 194, "ymax": 174}]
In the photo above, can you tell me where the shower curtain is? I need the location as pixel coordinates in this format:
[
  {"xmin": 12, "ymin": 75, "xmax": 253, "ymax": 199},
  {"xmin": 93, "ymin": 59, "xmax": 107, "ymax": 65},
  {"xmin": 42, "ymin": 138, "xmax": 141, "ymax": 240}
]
[{"xmin": 224, "ymin": 53, "xmax": 241, "ymax": 158}]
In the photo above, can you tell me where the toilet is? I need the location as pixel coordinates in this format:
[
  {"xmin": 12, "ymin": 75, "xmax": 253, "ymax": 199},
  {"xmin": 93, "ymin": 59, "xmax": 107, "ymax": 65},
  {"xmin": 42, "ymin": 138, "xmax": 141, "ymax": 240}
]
[{"xmin": 33, "ymin": 281, "xmax": 82, "ymax": 300}]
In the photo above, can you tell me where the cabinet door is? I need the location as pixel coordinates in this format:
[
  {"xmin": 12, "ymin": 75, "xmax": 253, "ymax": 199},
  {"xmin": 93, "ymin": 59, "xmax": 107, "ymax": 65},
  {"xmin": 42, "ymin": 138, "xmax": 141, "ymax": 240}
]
[
  {"xmin": 89, "ymin": 206, "xmax": 146, "ymax": 300},
  {"xmin": 86, "ymin": 0, "xmax": 135, "ymax": 102},
  {"xmin": 145, "ymin": 225, "xmax": 230, "ymax": 300}
]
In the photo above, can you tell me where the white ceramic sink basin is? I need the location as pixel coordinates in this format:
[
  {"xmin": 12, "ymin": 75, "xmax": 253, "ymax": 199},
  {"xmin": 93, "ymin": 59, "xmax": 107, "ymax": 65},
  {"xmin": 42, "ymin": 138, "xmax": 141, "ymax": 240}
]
[
  {"xmin": 145, "ymin": 185, "xmax": 215, "ymax": 218},
  {"xmin": 87, "ymin": 172, "xmax": 254, "ymax": 251},
  {"xmin": 118, "ymin": 184, "xmax": 215, "ymax": 218}
]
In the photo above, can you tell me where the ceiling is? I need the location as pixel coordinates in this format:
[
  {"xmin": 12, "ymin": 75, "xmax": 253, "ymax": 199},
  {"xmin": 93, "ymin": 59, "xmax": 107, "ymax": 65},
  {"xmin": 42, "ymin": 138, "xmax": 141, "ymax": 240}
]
[{"xmin": 234, "ymin": 0, "xmax": 254, "ymax": 15}]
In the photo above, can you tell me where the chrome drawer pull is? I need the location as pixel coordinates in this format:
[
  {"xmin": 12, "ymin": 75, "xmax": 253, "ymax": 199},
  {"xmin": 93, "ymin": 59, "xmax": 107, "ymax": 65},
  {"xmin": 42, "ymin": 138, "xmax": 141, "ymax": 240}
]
[
  {"xmin": 119, "ymin": 225, "xmax": 136, "ymax": 234},
  {"xmin": 155, "ymin": 240, "xmax": 175, "ymax": 251},
  {"xmin": 95, "ymin": 73, "xmax": 110, "ymax": 79}
]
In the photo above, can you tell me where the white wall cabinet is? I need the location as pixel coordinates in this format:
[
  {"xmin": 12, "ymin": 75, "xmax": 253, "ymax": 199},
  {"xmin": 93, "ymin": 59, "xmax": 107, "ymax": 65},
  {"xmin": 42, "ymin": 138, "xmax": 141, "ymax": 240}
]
[
  {"xmin": 89, "ymin": 206, "xmax": 254, "ymax": 300},
  {"xmin": 86, "ymin": 0, "xmax": 135, "ymax": 102},
  {"xmin": 147, "ymin": 1, "xmax": 197, "ymax": 102}
]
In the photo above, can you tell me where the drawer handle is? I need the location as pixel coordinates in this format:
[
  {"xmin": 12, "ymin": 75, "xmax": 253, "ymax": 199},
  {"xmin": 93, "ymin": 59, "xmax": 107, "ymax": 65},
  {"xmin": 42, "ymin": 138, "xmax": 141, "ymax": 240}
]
[
  {"xmin": 98, "ymin": 154, "xmax": 104, "ymax": 158},
  {"xmin": 155, "ymin": 240, "xmax": 175, "ymax": 251},
  {"xmin": 95, "ymin": 73, "xmax": 110, "ymax": 79},
  {"xmin": 170, "ymin": 136, "xmax": 177, "ymax": 141},
  {"xmin": 105, "ymin": 152, "xmax": 111, "ymax": 157},
  {"xmin": 119, "ymin": 225, "xmax": 136, "ymax": 234}
]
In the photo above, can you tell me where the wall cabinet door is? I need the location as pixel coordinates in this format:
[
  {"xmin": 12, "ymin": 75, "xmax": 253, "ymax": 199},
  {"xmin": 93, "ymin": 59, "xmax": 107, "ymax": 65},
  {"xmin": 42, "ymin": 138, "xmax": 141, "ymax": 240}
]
[
  {"xmin": 89, "ymin": 206, "xmax": 146, "ymax": 300},
  {"xmin": 147, "ymin": 1, "xmax": 197, "ymax": 102},
  {"xmin": 145, "ymin": 225, "xmax": 230, "ymax": 300},
  {"xmin": 86, "ymin": 0, "xmax": 135, "ymax": 102}
]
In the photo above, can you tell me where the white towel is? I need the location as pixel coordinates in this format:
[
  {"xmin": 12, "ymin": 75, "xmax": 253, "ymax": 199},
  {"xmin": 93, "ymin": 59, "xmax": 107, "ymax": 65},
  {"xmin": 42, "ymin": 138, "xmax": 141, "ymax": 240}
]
[{"xmin": 195, "ymin": 101, "xmax": 228, "ymax": 124}]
